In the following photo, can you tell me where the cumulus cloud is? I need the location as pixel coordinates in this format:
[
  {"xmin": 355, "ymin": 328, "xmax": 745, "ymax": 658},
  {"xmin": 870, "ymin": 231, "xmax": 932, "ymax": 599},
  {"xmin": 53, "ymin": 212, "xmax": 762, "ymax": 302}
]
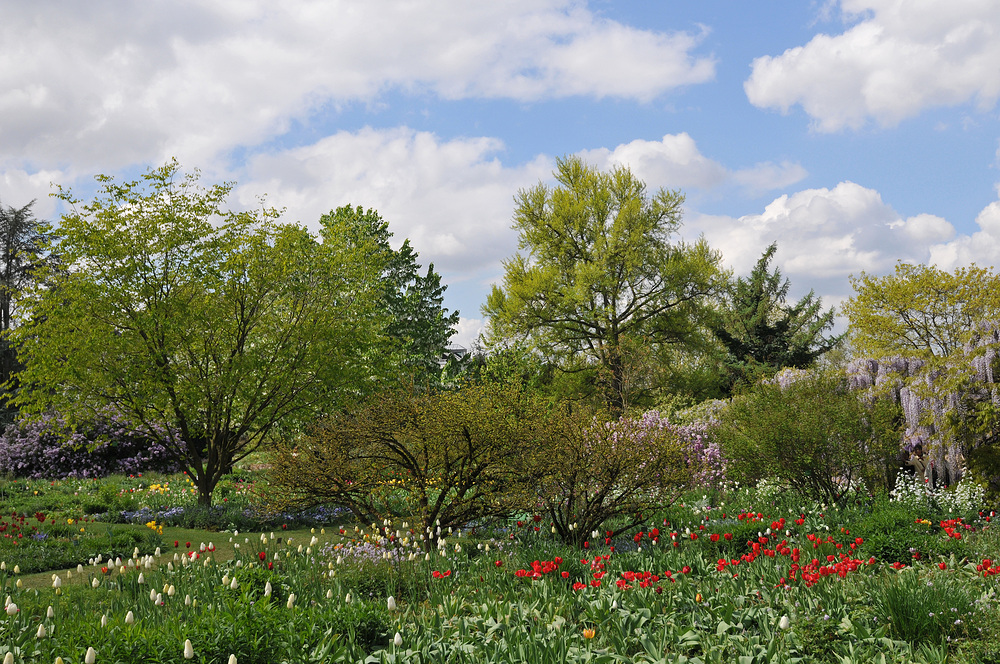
[
  {"xmin": 688, "ymin": 181, "xmax": 957, "ymax": 305},
  {"xmin": 579, "ymin": 133, "xmax": 806, "ymax": 193},
  {"xmin": 745, "ymin": 0, "xmax": 1000, "ymax": 130},
  {"xmin": 0, "ymin": 1, "xmax": 714, "ymax": 173},
  {"xmin": 238, "ymin": 126, "xmax": 552, "ymax": 281}
]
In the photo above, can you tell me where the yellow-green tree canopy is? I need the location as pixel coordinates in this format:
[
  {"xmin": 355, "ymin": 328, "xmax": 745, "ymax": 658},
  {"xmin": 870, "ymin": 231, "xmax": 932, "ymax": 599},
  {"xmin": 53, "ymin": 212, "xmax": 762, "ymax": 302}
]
[
  {"xmin": 483, "ymin": 156, "xmax": 723, "ymax": 412},
  {"xmin": 843, "ymin": 262, "xmax": 1000, "ymax": 359},
  {"xmin": 12, "ymin": 161, "xmax": 387, "ymax": 505}
]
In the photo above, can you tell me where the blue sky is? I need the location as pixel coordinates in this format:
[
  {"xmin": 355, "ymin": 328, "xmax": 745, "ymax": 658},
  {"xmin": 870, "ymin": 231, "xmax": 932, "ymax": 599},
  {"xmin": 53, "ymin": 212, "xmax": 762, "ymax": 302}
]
[{"xmin": 2, "ymin": 1, "xmax": 999, "ymax": 346}]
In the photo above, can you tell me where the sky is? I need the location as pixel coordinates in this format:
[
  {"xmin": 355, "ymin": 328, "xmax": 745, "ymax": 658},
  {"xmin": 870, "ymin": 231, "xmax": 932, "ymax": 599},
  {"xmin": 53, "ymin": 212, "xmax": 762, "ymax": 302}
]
[{"xmin": 2, "ymin": 0, "xmax": 999, "ymax": 347}]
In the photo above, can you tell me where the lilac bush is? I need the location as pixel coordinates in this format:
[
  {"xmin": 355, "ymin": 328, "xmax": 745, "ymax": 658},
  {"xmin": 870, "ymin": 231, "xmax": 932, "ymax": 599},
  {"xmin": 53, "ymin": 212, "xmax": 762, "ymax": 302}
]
[{"xmin": 0, "ymin": 412, "xmax": 182, "ymax": 479}]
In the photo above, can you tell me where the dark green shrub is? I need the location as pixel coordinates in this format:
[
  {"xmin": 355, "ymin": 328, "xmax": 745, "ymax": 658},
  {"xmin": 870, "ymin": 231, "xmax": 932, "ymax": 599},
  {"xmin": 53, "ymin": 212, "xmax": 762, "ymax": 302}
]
[{"xmin": 713, "ymin": 368, "xmax": 901, "ymax": 505}]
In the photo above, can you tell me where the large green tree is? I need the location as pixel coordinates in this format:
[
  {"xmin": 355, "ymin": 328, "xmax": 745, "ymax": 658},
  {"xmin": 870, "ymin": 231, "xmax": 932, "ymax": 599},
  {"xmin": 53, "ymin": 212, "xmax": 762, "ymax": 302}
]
[
  {"xmin": 843, "ymin": 262, "xmax": 1000, "ymax": 358},
  {"xmin": 484, "ymin": 156, "xmax": 722, "ymax": 412},
  {"xmin": 320, "ymin": 206, "xmax": 459, "ymax": 381},
  {"xmin": 712, "ymin": 242, "xmax": 842, "ymax": 393},
  {"xmin": 0, "ymin": 198, "xmax": 59, "ymax": 423},
  {"xmin": 12, "ymin": 162, "xmax": 385, "ymax": 504}
]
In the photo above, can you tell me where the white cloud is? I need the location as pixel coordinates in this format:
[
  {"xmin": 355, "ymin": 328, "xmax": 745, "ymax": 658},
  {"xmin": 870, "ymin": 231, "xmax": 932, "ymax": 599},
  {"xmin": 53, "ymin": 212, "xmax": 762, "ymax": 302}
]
[
  {"xmin": 928, "ymin": 199, "xmax": 1000, "ymax": 268},
  {"xmin": 238, "ymin": 126, "xmax": 552, "ymax": 280},
  {"xmin": 745, "ymin": 0, "xmax": 1000, "ymax": 130},
  {"xmin": 579, "ymin": 133, "xmax": 806, "ymax": 193},
  {"xmin": 0, "ymin": 1, "xmax": 714, "ymax": 173},
  {"xmin": 579, "ymin": 133, "xmax": 728, "ymax": 190},
  {"xmin": 732, "ymin": 161, "xmax": 809, "ymax": 196},
  {"xmin": 451, "ymin": 317, "xmax": 485, "ymax": 349},
  {"xmin": 688, "ymin": 181, "xmax": 957, "ymax": 304}
]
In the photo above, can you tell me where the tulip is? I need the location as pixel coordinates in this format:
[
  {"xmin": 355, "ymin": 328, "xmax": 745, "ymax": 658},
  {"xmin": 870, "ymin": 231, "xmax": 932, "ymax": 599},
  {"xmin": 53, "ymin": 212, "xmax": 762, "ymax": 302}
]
[
  {"xmin": 125, "ymin": 610, "xmax": 135, "ymax": 625},
  {"xmin": 183, "ymin": 639, "xmax": 195, "ymax": 659},
  {"xmin": 149, "ymin": 588, "xmax": 158, "ymax": 602},
  {"xmin": 185, "ymin": 595, "xmax": 192, "ymax": 606},
  {"xmin": 137, "ymin": 573, "xmax": 145, "ymax": 584},
  {"xmin": 779, "ymin": 615, "xmax": 791, "ymax": 630},
  {"xmin": 36, "ymin": 623, "xmax": 47, "ymax": 638},
  {"xmin": 264, "ymin": 582, "xmax": 272, "ymax": 597},
  {"xmin": 56, "ymin": 658, "xmax": 65, "ymax": 664},
  {"xmin": 77, "ymin": 564, "xmax": 84, "ymax": 574},
  {"xmin": 0, "ymin": 562, "xmax": 4, "ymax": 571},
  {"xmin": 46, "ymin": 606, "xmax": 54, "ymax": 619},
  {"xmin": 53, "ymin": 576, "xmax": 62, "ymax": 588},
  {"xmin": 168, "ymin": 585, "xmax": 176, "ymax": 597},
  {"xmin": 286, "ymin": 593, "xmax": 296, "ymax": 609},
  {"xmin": 5, "ymin": 603, "xmax": 18, "ymax": 616},
  {"xmin": 101, "ymin": 614, "xmax": 108, "ymax": 627},
  {"xmin": 92, "ymin": 577, "xmax": 100, "ymax": 588},
  {"xmin": 12, "ymin": 565, "xmax": 19, "ymax": 574},
  {"xmin": 393, "ymin": 632, "xmax": 403, "ymax": 647},
  {"xmin": 230, "ymin": 577, "xmax": 238, "ymax": 591},
  {"xmin": 3, "ymin": 653, "xmax": 12, "ymax": 664},
  {"xmin": 222, "ymin": 574, "xmax": 230, "ymax": 586},
  {"xmin": 387, "ymin": 596, "xmax": 397, "ymax": 611},
  {"xmin": 228, "ymin": 656, "xmax": 238, "ymax": 664},
  {"xmin": 345, "ymin": 593, "xmax": 352, "ymax": 604},
  {"xmin": 326, "ymin": 589, "xmax": 333, "ymax": 599},
  {"xmin": 85, "ymin": 647, "xmax": 97, "ymax": 664},
  {"xmin": 15, "ymin": 580, "xmax": 22, "ymax": 589}
]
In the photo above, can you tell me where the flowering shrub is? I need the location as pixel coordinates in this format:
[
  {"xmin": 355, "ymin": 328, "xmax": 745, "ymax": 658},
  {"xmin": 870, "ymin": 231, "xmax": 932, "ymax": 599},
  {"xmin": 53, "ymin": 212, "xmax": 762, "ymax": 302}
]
[
  {"xmin": 525, "ymin": 408, "xmax": 718, "ymax": 546},
  {"xmin": 0, "ymin": 413, "xmax": 182, "ymax": 480}
]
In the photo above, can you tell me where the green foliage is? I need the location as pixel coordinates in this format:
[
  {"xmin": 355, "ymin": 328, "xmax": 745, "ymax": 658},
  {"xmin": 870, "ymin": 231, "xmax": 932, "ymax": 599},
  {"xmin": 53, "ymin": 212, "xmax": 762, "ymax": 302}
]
[
  {"xmin": 526, "ymin": 408, "xmax": 694, "ymax": 546},
  {"xmin": 12, "ymin": 161, "xmax": 386, "ymax": 506},
  {"xmin": 713, "ymin": 368, "xmax": 901, "ymax": 505},
  {"xmin": 844, "ymin": 262, "xmax": 1000, "ymax": 358},
  {"xmin": 871, "ymin": 568, "xmax": 975, "ymax": 644},
  {"xmin": 851, "ymin": 500, "xmax": 965, "ymax": 564},
  {"xmin": 267, "ymin": 382, "xmax": 544, "ymax": 540},
  {"xmin": 712, "ymin": 242, "xmax": 842, "ymax": 394},
  {"xmin": 321, "ymin": 206, "xmax": 459, "ymax": 383},
  {"xmin": 0, "ymin": 197, "xmax": 59, "ymax": 425},
  {"xmin": 484, "ymin": 156, "xmax": 723, "ymax": 412}
]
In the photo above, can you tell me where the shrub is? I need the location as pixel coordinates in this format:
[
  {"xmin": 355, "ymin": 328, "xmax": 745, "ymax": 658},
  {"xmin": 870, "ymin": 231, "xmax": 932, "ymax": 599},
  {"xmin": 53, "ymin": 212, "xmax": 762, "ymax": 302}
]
[
  {"xmin": 524, "ymin": 408, "xmax": 716, "ymax": 546},
  {"xmin": 871, "ymin": 568, "xmax": 975, "ymax": 644},
  {"xmin": 0, "ymin": 413, "xmax": 182, "ymax": 480},
  {"xmin": 712, "ymin": 368, "xmax": 901, "ymax": 505},
  {"xmin": 267, "ymin": 383, "xmax": 544, "ymax": 544}
]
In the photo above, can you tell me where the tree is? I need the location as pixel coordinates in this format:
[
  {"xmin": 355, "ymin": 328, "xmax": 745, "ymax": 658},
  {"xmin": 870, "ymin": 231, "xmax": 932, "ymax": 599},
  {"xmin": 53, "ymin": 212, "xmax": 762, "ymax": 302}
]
[
  {"xmin": 483, "ymin": 156, "xmax": 723, "ymax": 413},
  {"xmin": 12, "ymin": 162, "xmax": 385, "ymax": 505},
  {"xmin": 267, "ymin": 382, "xmax": 543, "ymax": 544},
  {"xmin": 321, "ymin": 206, "xmax": 459, "ymax": 382},
  {"xmin": 0, "ymin": 198, "xmax": 59, "ymax": 424},
  {"xmin": 842, "ymin": 262, "xmax": 1000, "ymax": 358},
  {"xmin": 712, "ymin": 242, "xmax": 842, "ymax": 393}
]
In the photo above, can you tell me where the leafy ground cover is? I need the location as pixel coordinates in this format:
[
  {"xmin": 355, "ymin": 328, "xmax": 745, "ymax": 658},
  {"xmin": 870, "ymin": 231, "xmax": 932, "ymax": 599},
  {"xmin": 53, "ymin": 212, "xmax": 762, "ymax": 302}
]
[{"xmin": 0, "ymin": 471, "xmax": 999, "ymax": 663}]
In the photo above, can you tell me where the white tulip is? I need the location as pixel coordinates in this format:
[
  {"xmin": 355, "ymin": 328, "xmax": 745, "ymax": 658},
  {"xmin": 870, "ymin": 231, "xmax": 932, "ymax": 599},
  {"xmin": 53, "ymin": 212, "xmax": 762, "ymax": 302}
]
[
  {"xmin": 149, "ymin": 588, "xmax": 158, "ymax": 602},
  {"xmin": 85, "ymin": 647, "xmax": 97, "ymax": 664},
  {"xmin": 101, "ymin": 614, "xmax": 108, "ymax": 627},
  {"xmin": 125, "ymin": 610, "xmax": 135, "ymax": 625},
  {"xmin": 387, "ymin": 596, "xmax": 397, "ymax": 611},
  {"xmin": 326, "ymin": 589, "xmax": 333, "ymax": 599},
  {"xmin": 47, "ymin": 606, "xmax": 54, "ymax": 619},
  {"xmin": 168, "ymin": 585, "xmax": 176, "ymax": 597},
  {"xmin": 2, "ymin": 652, "xmax": 11, "ymax": 664},
  {"xmin": 92, "ymin": 577, "xmax": 100, "ymax": 588},
  {"xmin": 12, "ymin": 565, "xmax": 19, "ymax": 574},
  {"xmin": 183, "ymin": 639, "xmax": 195, "ymax": 659},
  {"xmin": 137, "ymin": 573, "xmax": 144, "ymax": 584},
  {"xmin": 228, "ymin": 655, "xmax": 238, "ymax": 664},
  {"xmin": 5, "ymin": 603, "xmax": 17, "ymax": 616},
  {"xmin": 286, "ymin": 593, "xmax": 296, "ymax": 609},
  {"xmin": 264, "ymin": 582, "xmax": 272, "ymax": 597},
  {"xmin": 393, "ymin": 632, "xmax": 403, "ymax": 647},
  {"xmin": 185, "ymin": 595, "xmax": 192, "ymax": 606},
  {"xmin": 222, "ymin": 574, "xmax": 230, "ymax": 586},
  {"xmin": 53, "ymin": 575, "xmax": 62, "ymax": 588},
  {"xmin": 345, "ymin": 593, "xmax": 352, "ymax": 604},
  {"xmin": 77, "ymin": 564, "xmax": 84, "ymax": 574},
  {"xmin": 779, "ymin": 615, "xmax": 791, "ymax": 630},
  {"xmin": 36, "ymin": 623, "xmax": 47, "ymax": 638},
  {"xmin": 230, "ymin": 577, "xmax": 238, "ymax": 591}
]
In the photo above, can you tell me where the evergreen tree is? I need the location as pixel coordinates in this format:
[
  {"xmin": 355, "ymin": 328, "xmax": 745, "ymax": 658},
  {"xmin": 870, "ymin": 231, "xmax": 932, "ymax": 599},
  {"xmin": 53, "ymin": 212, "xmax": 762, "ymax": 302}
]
[
  {"xmin": 320, "ymin": 206, "xmax": 459, "ymax": 381},
  {"xmin": 712, "ymin": 242, "xmax": 842, "ymax": 393}
]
